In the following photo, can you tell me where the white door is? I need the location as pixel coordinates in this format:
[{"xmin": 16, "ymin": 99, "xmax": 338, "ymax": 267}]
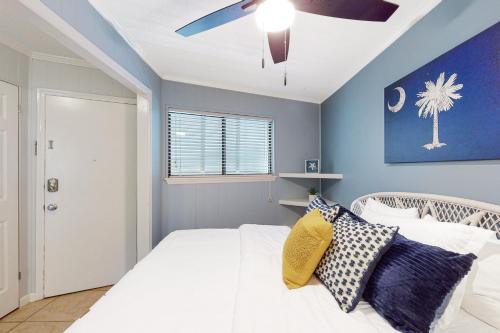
[
  {"xmin": 0, "ymin": 81, "xmax": 19, "ymax": 318},
  {"xmin": 44, "ymin": 94, "xmax": 137, "ymax": 297}
]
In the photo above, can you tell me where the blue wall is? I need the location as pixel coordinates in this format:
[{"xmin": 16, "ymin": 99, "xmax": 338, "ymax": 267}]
[
  {"xmin": 34, "ymin": 0, "xmax": 321, "ymax": 241},
  {"xmin": 321, "ymin": 0, "xmax": 500, "ymax": 207},
  {"xmin": 41, "ymin": 0, "xmax": 163, "ymax": 245},
  {"xmin": 162, "ymin": 80, "xmax": 320, "ymax": 235}
]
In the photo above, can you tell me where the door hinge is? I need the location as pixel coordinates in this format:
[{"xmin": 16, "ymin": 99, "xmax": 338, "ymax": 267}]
[
  {"xmin": 43, "ymin": 204, "xmax": 45, "ymax": 211},
  {"xmin": 34, "ymin": 141, "xmax": 37, "ymax": 156},
  {"xmin": 18, "ymin": 272, "xmax": 21, "ymax": 280}
]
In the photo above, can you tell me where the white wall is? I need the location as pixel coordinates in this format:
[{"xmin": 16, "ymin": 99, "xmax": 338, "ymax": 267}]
[
  {"xmin": 30, "ymin": 59, "xmax": 135, "ymax": 98},
  {"xmin": 0, "ymin": 40, "xmax": 136, "ymax": 300},
  {"xmin": 27, "ymin": 59, "xmax": 136, "ymax": 298},
  {"xmin": 24, "ymin": 59, "xmax": 135, "ymax": 298},
  {"xmin": 40, "ymin": 0, "xmax": 164, "ymax": 248}
]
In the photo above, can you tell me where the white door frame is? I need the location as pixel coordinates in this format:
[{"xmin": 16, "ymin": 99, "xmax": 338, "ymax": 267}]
[
  {"xmin": 34, "ymin": 89, "xmax": 147, "ymax": 299},
  {"xmin": 0, "ymin": 79, "xmax": 20, "ymax": 316},
  {"xmin": 17, "ymin": 0, "xmax": 153, "ymax": 301}
]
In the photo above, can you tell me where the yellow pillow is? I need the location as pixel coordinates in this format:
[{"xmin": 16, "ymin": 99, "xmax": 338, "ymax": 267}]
[{"xmin": 282, "ymin": 208, "xmax": 334, "ymax": 289}]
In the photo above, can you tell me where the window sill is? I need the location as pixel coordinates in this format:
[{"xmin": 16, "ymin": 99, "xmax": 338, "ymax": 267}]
[{"xmin": 165, "ymin": 175, "xmax": 277, "ymax": 185}]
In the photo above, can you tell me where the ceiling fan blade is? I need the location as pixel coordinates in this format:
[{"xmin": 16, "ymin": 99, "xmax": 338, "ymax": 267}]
[
  {"xmin": 176, "ymin": 0, "xmax": 258, "ymax": 37},
  {"xmin": 292, "ymin": 0, "xmax": 399, "ymax": 22},
  {"xmin": 268, "ymin": 29, "xmax": 290, "ymax": 64}
]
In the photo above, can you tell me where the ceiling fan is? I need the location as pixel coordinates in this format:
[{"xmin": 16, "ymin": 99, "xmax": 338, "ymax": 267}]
[{"xmin": 176, "ymin": 0, "xmax": 399, "ymax": 84}]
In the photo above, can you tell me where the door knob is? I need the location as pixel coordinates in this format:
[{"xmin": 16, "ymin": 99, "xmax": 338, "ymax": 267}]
[{"xmin": 46, "ymin": 204, "xmax": 58, "ymax": 211}]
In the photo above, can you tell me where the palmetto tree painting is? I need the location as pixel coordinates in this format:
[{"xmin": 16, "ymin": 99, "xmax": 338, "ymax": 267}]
[{"xmin": 415, "ymin": 72, "xmax": 463, "ymax": 150}]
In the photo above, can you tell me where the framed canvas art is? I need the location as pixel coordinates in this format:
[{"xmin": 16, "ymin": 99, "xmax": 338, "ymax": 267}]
[
  {"xmin": 384, "ymin": 22, "xmax": 499, "ymax": 163},
  {"xmin": 305, "ymin": 159, "xmax": 320, "ymax": 173}
]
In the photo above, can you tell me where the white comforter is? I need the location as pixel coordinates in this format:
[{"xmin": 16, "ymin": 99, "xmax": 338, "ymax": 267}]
[
  {"xmin": 232, "ymin": 225, "xmax": 380, "ymax": 333},
  {"xmin": 67, "ymin": 225, "xmax": 497, "ymax": 333}
]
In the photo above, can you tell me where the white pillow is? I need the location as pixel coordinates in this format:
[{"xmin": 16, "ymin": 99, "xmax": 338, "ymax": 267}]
[
  {"xmin": 361, "ymin": 208, "xmax": 493, "ymax": 254},
  {"xmin": 360, "ymin": 208, "xmax": 495, "ymax": 330},
  {"xmin": 422, "ymin": 214, "xmax": 438, "ymax": 222},
  {"xmin": 462, "ymin": 241, "xmax": 500, "ymax": 329},
  {"xmin": 462, "ymin": 295, "xmax": 500, "ymax": 330},
  {"xmin": 364, "ymin": 198, "xmax": 419, "ymax": 218},
  {"xmin": 473, "ymin": 254, "xmax": 500, "ymax": 300}
]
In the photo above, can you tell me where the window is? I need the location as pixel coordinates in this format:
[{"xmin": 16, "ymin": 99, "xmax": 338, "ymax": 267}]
[{"xmin": 167, "ymin": 110, "xmax": 273, "ymax": 180}]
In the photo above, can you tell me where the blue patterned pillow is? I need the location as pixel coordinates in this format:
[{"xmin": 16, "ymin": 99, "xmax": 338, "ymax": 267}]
[
  {"xmin": 306, "ymin": 197, "xmax": 340, "ymax": 223},
  {"xmin": 364, "ymin": 234, "xmax": 477, "ymax": 333},
  {"xmin": 315, "ymin": 211, "xmax": 399, "ymax": 312}
]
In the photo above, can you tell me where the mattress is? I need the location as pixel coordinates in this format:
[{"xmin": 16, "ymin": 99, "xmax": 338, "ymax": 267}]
[{"xmin": 66, "ymin": 225, "xmax": 498, "ymax": 333}]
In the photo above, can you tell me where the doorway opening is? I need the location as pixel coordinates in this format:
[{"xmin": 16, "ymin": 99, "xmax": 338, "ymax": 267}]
[{"xmin": 37, "ymin": 90, "xmax": 137, "ymax": 298}]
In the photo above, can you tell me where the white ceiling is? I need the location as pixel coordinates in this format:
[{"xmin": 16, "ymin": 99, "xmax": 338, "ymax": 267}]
[
  {"xmin": 0, "ymin": 0, "xmax": 80, "ymax": 59},
  {"xmin": 89, "ymin": 0, "xmax": 440, "ymax": 103}
]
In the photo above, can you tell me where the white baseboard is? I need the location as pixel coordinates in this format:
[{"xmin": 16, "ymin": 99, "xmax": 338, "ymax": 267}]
[{"xmin": 19, "ymin": 293, "xmax": 43, "ymax": 307}]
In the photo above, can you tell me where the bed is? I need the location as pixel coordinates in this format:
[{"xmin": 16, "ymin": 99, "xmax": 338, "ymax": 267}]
[{"xmin": 66, "ymin": 192, "xmax": 500, "ymax": 333}]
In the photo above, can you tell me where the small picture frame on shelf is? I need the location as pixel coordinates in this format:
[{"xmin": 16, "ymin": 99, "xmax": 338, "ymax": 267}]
[{"xmin": 305, "ymin": 159, "xmax": 320, "ymax": 173}]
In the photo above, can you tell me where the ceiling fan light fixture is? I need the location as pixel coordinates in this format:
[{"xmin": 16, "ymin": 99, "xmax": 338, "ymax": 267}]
[{"xmin": 256, "ymin": 0, "xmax": 295, "ymax": 33}]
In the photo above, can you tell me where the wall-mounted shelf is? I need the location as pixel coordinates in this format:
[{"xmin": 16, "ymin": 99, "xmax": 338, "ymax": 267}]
[
  {"xmin": 279, "ymin": 198, "xmax": 335, "ymax": 208},
  {"xmin": 278, "ymin": 172, "xmax": 341, "ymax": 208},
  {"xmin": 279, "ymin": 173, "xmax": 343, "ymax": 179}
]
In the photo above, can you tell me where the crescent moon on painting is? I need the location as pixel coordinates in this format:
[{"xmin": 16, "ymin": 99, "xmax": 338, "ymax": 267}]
[{"xmin": 387, "ymin": 87, "xmax": 406, "ymax": 113}]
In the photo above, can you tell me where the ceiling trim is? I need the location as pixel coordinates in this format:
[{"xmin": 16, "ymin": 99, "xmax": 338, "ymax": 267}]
[
  {"xmin": 18, "ymin": 0, "xmax": 151, "ymax": 96},
  {"xmin": 31, "ymin": 52, "xmax": 94, "ymax": 69},
  {"xmin": 86, "ymin": 0, "xmax": 164, "ymax": 79},
  {"xmin": 85, "ymin": 8, "xmax": 323, "ymax": 104},
  {"xmin": 89, "ymin": 0, "xmax": 442, "ymax": 104},
  {"xmin": 162, "ymin": 73, "xmax": 320, "ymax": 104},
  {"xmin": 0, "ymin": 31, "xmax": 32, "ymax": 56},
  {"xmin": 87, "ymin": 2, "xmax": 316, "ymax": 103}
]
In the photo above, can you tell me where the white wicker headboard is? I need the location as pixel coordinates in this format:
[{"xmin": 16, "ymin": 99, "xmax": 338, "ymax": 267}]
[{"xmin": 351, "ymin": 192, "xmax": 500, "ymax": 239}]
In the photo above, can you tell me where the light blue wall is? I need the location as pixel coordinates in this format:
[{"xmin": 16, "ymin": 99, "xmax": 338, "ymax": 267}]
[
  {"xmin": 28, "ymin": 0, "xmax": 321, "ymax": 242},
  {"xmin": 321, "ymin": 0, "xmax": 500, "ymax": 207},
  {"xmin": 162, "ymin": 80, "xmax": 320, "ymax": 235},
  {"xmin": 41, "ymin": 0, "xmax": 163, "ymax": 245}
]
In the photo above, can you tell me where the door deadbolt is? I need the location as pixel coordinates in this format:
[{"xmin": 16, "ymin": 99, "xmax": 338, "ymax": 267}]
[{"xmin": 47, "ymin": 178, "xmax": 59, "ymax": 192}]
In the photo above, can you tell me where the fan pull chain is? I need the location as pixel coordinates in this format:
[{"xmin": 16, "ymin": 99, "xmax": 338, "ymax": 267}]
[
  {"xmin": 283, "ymin": 29, "xmax": 288, "ymax": 86},
  {"xmin": 261, "ymin": 31, "xmax": 265, "ymax": 69}
]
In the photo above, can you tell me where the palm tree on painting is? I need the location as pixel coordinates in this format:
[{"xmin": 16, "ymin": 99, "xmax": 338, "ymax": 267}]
[{"xmin": 416, "ymin": 72, "xmax": 463, "ymax": 150}]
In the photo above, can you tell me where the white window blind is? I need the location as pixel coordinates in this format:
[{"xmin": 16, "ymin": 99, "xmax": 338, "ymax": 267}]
[{"xmin": 168, "ymin": 110, "xmax": 273, "ymax": 177}]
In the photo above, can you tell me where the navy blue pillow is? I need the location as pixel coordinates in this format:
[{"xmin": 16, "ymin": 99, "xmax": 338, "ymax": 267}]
[
  {"xmin": 363, "ymin": 234, "xmax": 477, "ymax": 333},
  {"xmin": 306, "ymin": 196, "xmax": 340, "ymax": 222},
  {"xmin": 306, "ymin": 197, "xmax": 367, "ymax": 224}
]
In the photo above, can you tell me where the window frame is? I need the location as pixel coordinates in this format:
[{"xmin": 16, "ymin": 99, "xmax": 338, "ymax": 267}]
[{"xmin": 165, "ymin": 108, "xmax": 276, "ymax": 184}]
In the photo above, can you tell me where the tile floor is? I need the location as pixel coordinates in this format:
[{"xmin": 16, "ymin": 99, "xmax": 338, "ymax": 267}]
[{"xmin": 0, "ymin": 286, "xmax": 111, "ymax": 333}]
